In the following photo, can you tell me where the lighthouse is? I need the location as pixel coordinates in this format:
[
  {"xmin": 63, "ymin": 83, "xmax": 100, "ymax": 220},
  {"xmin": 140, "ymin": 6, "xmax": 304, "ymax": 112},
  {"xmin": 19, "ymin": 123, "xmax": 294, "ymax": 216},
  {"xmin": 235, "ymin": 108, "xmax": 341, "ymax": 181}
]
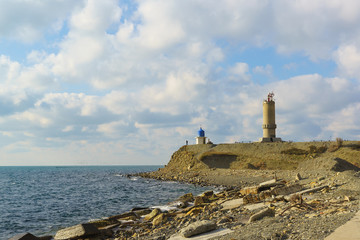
[
  {"xmin": 259, "ymin": 92, "xmax": 282, "ymax": 142},
  {"xmin": 196, "ymin": 127, "xmax": 206, "ymax": 144}
]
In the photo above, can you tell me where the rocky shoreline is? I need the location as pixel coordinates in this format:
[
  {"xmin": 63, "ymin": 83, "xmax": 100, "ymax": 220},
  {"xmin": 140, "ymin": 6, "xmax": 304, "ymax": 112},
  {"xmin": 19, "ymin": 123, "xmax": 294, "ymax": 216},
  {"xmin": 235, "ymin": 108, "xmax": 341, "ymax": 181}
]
[{"xmin": 12, "ymin": 166, "xmax": 360, "ymax": 240}]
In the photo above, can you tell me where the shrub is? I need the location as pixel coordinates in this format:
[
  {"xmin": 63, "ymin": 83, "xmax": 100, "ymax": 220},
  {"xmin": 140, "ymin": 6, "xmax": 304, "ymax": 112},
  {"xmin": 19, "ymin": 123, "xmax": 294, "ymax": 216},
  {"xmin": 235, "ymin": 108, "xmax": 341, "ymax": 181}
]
[
  {"xmin": 351, "ymin": 144, "xmax": 360, "ymax": 151},
  {"xmin": 336, "ymin": 138, "xmax": 343, "ymax": 148},
  {"xmin": 309, "ymin": 145, "xmax": 327, "ymax": 154},
  {"xmin": 309, "ymin": 145, "xmax": 317, "ymax": 154},
  {"xmin": 254, "ymin": 162, "xmax": 267, "ymax": 169},
  {"xmin": 316, "ymin": 146, "xmax": 327, "ymax": 153},
  {"xmin": 328, "ymin": 138, "xmax": 344, "ymax": 152}
]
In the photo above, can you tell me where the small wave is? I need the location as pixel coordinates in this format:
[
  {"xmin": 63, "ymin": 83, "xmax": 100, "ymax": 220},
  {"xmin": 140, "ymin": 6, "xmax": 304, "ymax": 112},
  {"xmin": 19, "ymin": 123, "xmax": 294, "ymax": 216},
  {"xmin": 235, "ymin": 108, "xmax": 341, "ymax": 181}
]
[
  {"xmin": 151, "ymin": 204, "xmax": 178, "ymax": 212},
  {"xmin": 164, "ymin": 181, "xmax": 178, "ymax": 184},
  {"xmin": 151, "ymin": 201, "xmax": 184, "ymax": 212},
  {"xmin": 0, "ymin": 166, "xmax": 212, "ymax": 239}
]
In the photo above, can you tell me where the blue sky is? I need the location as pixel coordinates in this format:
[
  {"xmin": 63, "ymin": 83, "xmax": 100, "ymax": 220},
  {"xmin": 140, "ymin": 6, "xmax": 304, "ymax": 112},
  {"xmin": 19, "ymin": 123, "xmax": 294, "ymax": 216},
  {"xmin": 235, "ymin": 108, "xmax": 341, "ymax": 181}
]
[{"xmin": 0, "ymin": 0, "xmax": 359, "ymax": 166}]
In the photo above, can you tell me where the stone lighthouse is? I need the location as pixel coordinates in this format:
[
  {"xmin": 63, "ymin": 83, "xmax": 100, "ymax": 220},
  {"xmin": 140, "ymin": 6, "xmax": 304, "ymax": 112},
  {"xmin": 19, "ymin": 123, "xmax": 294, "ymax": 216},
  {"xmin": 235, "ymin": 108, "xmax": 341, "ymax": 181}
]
[
  {"xmin": 259, "ymin": 92, "xmax": 282, "ymax": 142},
  {"xmin": 196, "ymin": 127, "xmax": 206, "ymax": 144}
]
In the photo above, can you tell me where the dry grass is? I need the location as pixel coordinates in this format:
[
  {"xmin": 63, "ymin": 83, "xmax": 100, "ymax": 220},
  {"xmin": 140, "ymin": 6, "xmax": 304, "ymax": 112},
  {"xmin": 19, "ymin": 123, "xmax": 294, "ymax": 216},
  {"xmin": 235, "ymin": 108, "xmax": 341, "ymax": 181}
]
[
  {"xmin": 169, "ymin": 140, "xmax": 360, "ymax": 171},
  {"xmin": 281, "ymin": 148, "xmax": 308, "ymax": 155}
]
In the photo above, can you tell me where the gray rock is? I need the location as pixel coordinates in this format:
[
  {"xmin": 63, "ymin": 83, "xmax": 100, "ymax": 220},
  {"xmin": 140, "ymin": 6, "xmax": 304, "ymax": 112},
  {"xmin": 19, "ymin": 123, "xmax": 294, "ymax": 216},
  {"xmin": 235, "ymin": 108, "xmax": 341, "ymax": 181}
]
[
  {"xmin": 54, "ymin": 223, "xmax": 100, "ymax": 240},
  {"xmin": 180, "ymin": 220, "xmax": 216, "ymax": 237},
  {"xmin": 271, "ymin": 183, "xmax": 303, "ymax": 195},
  {"xmin": 8, "ymin": 233, "xmax": 39, "ymax": 240},
  {"xmin": 248, "ymin": 207, "xmax": 275, "ymax": 223}
]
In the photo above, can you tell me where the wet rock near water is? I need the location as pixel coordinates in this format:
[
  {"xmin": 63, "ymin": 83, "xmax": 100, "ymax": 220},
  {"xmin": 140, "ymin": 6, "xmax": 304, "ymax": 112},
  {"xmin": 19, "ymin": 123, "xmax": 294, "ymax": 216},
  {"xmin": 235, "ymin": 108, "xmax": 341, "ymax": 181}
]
[
  {"xmin": 54, "ymin": 223, "xmax": 100, "ymax": 240},
  {"xmin": 9, "ymin": 233, "xmax": 40, "ymax": 240}
]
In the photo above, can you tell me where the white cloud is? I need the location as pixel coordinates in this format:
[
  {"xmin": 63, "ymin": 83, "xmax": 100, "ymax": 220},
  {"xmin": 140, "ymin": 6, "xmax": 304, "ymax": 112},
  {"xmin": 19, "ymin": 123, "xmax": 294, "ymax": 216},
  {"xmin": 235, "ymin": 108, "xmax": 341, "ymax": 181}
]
[
  {"xmin": 97, "ymin": 120, "xmax": 133, "ymax": 137},
  {"xmin": 70, "ymin": 0, "xmax": 121, "ymax": 33},
  {"xmin": 139, "ymin": 71, "xmax": 206, "ymax": 114},
  {"xmin": 12, "ymin": 111, "xmax": 52, "ymax": 128},
  {"xmin": 271, "ymin": 74, "xmax": 359, "ymax": 140},
  {"xmin": 0, "ymin": 0, "xmax": 360, "ymax": 165},
  {"xmin": 326, "ymin": 103, "xmax": 360, "ymax": 139},
  {"xmin": 334, "ymin": 44, "xmax": 360, "ymax": 80},
  {"xmin": 0, "ymin": 55, "xmax": 21, "ymax": 84},
  {"xmin": 253, "ymin": 64, "xmax": 273, "ymax": 77},
  {"xmin": 134, "ymin": 0, "xmax": 186, "ymax": 50},
  {"xmin": 228, "ymin": 62, "xmax": 250, "ymax": 82},
  {"xmin": 62, "ymin": 125, "xmax": 74, "ymax": 132},
  {"xmin": 0, "ymin": 0, "xmax": 81, "ymax": 42}
]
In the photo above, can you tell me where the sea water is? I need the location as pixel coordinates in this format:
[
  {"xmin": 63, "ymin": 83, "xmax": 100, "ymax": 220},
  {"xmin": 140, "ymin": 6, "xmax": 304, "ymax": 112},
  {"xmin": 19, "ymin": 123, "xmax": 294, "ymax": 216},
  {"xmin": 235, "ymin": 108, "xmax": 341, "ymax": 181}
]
[{"xmin": 0, "ymin": 166, "xmax": 211, "ymax": 239}]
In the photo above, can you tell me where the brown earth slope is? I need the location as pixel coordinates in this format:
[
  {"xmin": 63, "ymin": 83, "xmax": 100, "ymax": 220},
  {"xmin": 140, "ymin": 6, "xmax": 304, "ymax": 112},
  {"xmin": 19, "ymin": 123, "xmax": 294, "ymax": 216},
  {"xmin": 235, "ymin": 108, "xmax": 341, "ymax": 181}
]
[{"xmin": 163, "ymin": 140, "xmax": 360, "ymax": 173}]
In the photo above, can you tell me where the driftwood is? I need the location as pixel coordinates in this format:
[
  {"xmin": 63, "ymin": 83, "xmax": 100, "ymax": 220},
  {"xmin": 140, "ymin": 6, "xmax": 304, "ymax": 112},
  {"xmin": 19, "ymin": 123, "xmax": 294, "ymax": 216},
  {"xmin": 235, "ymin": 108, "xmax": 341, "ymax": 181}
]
[{"xmin": 279, "ymin": 195, "xmax": 316, "ymax": 216}]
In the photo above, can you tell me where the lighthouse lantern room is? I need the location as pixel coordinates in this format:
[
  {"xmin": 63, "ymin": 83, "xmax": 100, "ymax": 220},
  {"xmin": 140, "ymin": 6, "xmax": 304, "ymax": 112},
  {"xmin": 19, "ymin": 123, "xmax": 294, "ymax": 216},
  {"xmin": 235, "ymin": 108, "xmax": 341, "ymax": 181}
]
[{"xmin": 196, "ymin": 127, "xmax": 206, "ymax": 144}]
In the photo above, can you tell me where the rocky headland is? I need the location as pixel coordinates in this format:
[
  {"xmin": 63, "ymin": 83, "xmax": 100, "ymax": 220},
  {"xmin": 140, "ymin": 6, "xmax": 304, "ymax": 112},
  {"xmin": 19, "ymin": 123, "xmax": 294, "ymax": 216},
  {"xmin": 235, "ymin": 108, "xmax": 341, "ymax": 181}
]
[{"xmin": 12, "ymin": 140, "xmax": 360, "ymax": 240}]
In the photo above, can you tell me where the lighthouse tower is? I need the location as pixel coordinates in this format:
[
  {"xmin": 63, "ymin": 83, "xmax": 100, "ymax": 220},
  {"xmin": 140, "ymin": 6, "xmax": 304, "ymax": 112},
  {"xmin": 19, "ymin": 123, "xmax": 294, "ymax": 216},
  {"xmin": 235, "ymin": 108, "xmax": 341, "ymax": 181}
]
[
  {"xmin": 196, "ymin": 127, "xmax": 206, "ymax": 144},
  {"xmin": 259, "ymin": 92, "xmax": 282, "ymax": 142}
]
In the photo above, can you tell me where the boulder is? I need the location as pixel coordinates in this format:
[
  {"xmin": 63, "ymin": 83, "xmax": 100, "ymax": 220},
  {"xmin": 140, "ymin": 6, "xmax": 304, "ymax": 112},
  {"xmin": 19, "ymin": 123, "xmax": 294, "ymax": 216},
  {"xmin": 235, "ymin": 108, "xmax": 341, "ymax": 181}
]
[
  {"xmin": 54, "ymin": 223, "xmax": 100, "ymax": 240},
  {"xmin": 144, "ymin": 208, "xmax": 161, "ymax": 221},
  {"xmin": 152, "ymin": 213, "xmax": 167, "ymax": 226},
  {"xmin": 271, "ymin": 184, "xmax": 303, "ymax": 196},
  {"xmin": 9, "ymin": 233, "xmax": 39, "ymax": 240},
  {"xmin": 221, "ymin": 198, "xmax": 244, "ymax": 210},
  {"xmin": 194, "ymin": 196, "xmax": 208, "ymax": 206},
  {"xmin": 178, "ymin": 193, "xmax": 194, "ymax": 203},
  {"xmin": 38, "ymin": 236, "xmax": 52, "ymax": 240},
  {"xmin": 180, "ymin": 220, "xmax": 216, "ymax": 238},
  {"xmin": 248, "ymin": 207, "xmax": 275, "ymax": 223},
  {"xmin": 201, "ymin": 190, "xmax": 214, "ymax": 197}
]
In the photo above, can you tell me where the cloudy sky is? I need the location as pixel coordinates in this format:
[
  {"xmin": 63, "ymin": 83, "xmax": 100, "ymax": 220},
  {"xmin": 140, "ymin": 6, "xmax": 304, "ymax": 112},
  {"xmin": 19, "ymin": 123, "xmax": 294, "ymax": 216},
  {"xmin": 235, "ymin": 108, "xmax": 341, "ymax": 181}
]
[{"xmin": 0, "ymin": 0, "xmax": 359, "ymax": 166}]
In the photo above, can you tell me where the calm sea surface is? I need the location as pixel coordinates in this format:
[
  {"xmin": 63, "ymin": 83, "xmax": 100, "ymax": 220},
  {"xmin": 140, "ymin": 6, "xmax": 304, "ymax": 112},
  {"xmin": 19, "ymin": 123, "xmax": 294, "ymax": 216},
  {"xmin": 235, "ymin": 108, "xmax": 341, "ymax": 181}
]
[{"xmin": 0, "ymin": 166, "xmax": 211, "ymax": 239}]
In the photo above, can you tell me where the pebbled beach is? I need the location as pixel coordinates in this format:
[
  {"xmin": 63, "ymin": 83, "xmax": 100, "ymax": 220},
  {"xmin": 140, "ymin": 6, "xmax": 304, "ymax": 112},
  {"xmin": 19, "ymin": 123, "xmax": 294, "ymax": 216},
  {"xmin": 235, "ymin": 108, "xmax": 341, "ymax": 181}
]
[
  {"xmin": 134, "ymin": 168, "xmax": 360, "ymax": 240},
  {"xmin": 26, "ymin": 167, "xmax": 360, "ymax": 240}
]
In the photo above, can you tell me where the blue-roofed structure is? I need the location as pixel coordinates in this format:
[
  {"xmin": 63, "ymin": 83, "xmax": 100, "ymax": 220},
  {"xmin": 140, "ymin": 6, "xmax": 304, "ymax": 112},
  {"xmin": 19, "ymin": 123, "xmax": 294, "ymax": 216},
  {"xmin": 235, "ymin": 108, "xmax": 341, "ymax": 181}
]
[
  {"xmin": 198, "ymin": 127, "xmax": 205, "ymax": 137},
  {"xmin": 196, "ymin": 127, "xmax": 206, "ymax": 144}
]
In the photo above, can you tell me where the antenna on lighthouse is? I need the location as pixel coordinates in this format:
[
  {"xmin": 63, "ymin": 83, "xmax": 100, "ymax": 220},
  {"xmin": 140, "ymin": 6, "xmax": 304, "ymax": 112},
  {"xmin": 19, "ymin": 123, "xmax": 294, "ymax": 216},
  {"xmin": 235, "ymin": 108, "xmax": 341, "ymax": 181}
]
[{"xmin": 267, "ymin": 92, "xmax": 274, "ymax": 102}]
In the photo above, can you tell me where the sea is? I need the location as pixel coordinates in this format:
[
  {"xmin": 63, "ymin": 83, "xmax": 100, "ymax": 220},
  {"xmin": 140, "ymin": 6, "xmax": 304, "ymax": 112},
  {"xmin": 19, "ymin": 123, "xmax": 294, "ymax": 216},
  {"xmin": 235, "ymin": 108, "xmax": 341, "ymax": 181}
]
[{"xmin": 0, "ymin": 166, "xmax": 212, "ymax": 239}]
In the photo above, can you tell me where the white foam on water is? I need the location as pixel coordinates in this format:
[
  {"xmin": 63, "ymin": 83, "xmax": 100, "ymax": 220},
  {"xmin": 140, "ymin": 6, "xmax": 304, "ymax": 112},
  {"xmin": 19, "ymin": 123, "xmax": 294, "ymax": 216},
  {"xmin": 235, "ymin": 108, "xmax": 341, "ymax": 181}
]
[{"xmin": 151, "ymin": 201, "xmax": 184, "ymax": 212}]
